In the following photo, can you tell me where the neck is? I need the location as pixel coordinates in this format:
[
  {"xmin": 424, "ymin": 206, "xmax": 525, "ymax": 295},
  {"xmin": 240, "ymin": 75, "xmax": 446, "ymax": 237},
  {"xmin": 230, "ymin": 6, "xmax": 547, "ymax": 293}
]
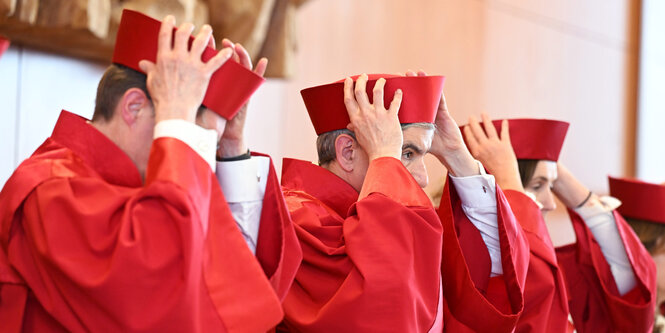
[
  {"xmin": 91, "ymin": 119, "xmax": 144, "ymax": 181},
  {"xmin": 323, "ymin": 160, "xmax": 362, "ymax": 192}
]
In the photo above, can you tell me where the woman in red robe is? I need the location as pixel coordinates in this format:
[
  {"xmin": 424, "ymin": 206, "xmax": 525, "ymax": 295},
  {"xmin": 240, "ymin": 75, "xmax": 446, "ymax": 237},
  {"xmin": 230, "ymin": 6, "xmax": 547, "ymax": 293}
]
[{"xmin": 463, "ymin": 115, "xmax": 656, "ymax": 332}]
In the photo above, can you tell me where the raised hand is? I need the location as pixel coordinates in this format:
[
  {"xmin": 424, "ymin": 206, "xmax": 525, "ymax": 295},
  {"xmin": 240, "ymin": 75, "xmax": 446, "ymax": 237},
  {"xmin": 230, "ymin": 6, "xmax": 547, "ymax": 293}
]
[
  {"xmin": 344, "ymin": 74, "xmax": 403, "ymax": 161},
  {"xmin": 463, "ymin": 114, "xmax": 524, "ymax": 191},
  {"xmin": 217, "ymin": 39, "xmax": 268, "ymax": 158},
  {"xmin": 405, "ymin": 70, "xmax": 478, "ymax": 177},
  {"xmin": 138, "ymin": 16, "xmax": 233, "ymax": 124}
]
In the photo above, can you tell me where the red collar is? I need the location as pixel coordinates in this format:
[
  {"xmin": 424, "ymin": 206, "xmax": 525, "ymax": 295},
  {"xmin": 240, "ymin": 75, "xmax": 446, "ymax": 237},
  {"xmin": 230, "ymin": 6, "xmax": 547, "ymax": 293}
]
[
  {"xmin": 281, "ymin": 158, "xmax": 358, "ymax": 217},
  {"xmin": 50, "ymin": 110, "xmax": 142, "ymax": 188}
]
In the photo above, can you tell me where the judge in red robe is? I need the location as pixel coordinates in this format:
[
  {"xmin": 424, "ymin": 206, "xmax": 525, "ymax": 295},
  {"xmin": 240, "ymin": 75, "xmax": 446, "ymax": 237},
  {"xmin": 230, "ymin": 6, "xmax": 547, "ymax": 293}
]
[
  {"xmin": 608, "ymin": 176, "xmax": 665, "ymax": 332},
  {"xmin": 279, "ymin": 73, "xmax": 529, "ymax": 332},
  {"xmin": 0, "ymin": 11, "xmax": 300, "ymax": 332},
  {"xmin": 463, "ymin": 115, "xmax": 656, "ymax": 332}
]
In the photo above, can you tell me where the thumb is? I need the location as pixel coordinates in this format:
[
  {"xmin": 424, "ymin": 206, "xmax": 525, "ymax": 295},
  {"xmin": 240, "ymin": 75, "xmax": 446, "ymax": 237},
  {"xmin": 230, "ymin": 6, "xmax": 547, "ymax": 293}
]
[{"xmin": 138, "ymin": 60, "xmax": 155, "ymax": 73}]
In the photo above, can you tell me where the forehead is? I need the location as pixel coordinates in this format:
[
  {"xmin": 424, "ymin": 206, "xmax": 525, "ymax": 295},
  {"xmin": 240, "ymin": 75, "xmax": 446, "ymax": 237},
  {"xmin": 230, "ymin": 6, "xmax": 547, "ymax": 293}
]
[
  {"xmin": 533, "ymin": 160, "xmax": 558, "ymax": 180},
  {"xmin": 401, "ymin": 126, "xmax": 434, "ymax": 148}
]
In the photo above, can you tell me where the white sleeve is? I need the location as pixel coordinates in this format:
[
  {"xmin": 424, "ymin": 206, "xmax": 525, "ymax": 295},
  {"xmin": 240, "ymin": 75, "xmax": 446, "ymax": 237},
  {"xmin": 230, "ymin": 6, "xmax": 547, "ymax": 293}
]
[
  {"xmin": 154, "ymin": 119, "xmax": 218, "ymax": 172},
  {"xmin": 449, "ymin": 160, "xmax": 502, "ymax": 276},
  {"xmin": 215, "ymin": 155, "xmax": 270, "ymax": 254},
  {"xmin": 574, "ymin": 196, "xmax": 637, "ymax": 295}
]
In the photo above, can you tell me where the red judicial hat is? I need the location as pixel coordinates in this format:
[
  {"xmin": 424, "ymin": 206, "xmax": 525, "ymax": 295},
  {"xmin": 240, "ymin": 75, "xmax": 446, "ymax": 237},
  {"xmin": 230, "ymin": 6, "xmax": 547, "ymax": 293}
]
[
  {"xmin": 491, "ymin": 118, "xmax": 569, "ymax": 161},
  {"xmin": 112, "ymin": 9, "xmax": 264, "ymax": 120},
  {"xmin": 0, "ymin": 36, "xmax": 9, "ymax": 59},
  {"xmin": 609, "ymin": 176, "xmax": 665, "ymax": 224},
  {"xmin": 301, "ymin": 74, "xmax": 445, "ymax": 135}
]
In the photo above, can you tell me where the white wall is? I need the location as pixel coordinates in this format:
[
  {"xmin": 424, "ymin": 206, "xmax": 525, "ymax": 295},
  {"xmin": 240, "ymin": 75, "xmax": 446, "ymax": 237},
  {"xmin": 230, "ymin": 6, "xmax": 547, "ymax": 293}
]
[
  {"xmin": 0, "ymin": 46, "xmax": 289, "ymax": 187},
  {"xmin": 636, "ymin": 0, "xmax": 665, "ymax": 183}
]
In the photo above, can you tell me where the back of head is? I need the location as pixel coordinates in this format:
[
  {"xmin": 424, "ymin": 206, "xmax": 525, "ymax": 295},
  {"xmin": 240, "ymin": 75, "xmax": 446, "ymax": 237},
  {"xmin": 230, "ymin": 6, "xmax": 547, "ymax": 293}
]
[{"xmin": 92, "ymin": 64, "xmax": 149, "ymax": 122}]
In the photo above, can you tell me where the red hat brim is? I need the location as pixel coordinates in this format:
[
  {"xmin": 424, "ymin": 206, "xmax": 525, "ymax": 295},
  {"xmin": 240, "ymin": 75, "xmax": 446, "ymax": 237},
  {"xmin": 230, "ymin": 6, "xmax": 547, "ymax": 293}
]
[
  {"xmin": 609, "ymin": 176, "xmax": 665, "ymax": 224},
  {"xmin": 301, "ymin": 74, "xmax": 445, "ymax": 135},
  {"xmin": 112, "ymin": 9, "xmax": 264, "ymax": 120}
]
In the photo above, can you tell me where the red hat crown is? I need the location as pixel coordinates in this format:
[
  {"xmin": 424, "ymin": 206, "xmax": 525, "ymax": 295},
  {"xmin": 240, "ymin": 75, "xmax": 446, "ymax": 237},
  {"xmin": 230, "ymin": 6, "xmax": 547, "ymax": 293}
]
[
  {"xmin": 491, "ymin": 118, "xmax": 569, "ymax": 161},
  {"xmin": 609, "ymin": 176, "xmax": 665, "ymax": 224},
  {"xmin": 112, "ymin": 9, "xmax": 264, "ymax": 120},
  {"xmin": 301, "ymin": 74, "xmax": 445, "ymax": 135}
]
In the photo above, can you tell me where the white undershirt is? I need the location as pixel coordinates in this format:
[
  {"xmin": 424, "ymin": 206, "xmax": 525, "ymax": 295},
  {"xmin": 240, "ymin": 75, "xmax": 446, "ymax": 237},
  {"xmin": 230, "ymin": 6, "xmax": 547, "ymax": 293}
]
[
  {"xmin": 575, "ymin": 196, "xmax": 637, "ymax": 296},
  {"xmin": 449, "ymin": 160, "xmax": 503, "ymax": 276}
]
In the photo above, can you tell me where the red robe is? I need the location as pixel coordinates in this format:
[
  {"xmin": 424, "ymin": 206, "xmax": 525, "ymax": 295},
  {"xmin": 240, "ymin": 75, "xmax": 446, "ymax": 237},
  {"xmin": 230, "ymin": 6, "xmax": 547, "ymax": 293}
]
[
  {"xmin": 0, "ymin": 111, "xmax": 301, "ymax": 332},
  {"xmin": 503, "ymin": 191, "xmax": 571, "ymax": 332},
  {"xmin": 438, "ymin": 177, "xmax": 529, "ymax": 332},
  {"xmin": 279, "ymin": 158, "xmax": 528, "ymax": 332},
  {"xmin": 556, "ymin": 209, "xmax": 657, "ymax": 332}
]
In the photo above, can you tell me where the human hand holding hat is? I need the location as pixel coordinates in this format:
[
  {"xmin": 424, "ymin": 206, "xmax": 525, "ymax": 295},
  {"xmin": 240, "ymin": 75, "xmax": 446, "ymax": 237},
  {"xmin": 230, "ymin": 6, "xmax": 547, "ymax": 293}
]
[
  {"xmin": 138, "ymin": 16, "xmax": 233, "ymax": 124},
  {"xmin": 406, "ymin": 70, "xmax": 478, "ymax": 178},
  {"xmin": 344, "ymin": 74, "xmax": 403, "ymax": 161},
  {"xmin": 463, "ymin": 114, "xmax": 524, "ymax": 192},
  {"xmin": 552, "ymin": 163, "xmax": 596, "ymax": 209},
  {"xmin": 217, "ymin": 39, "xmax": 268, "ymax": 158}
]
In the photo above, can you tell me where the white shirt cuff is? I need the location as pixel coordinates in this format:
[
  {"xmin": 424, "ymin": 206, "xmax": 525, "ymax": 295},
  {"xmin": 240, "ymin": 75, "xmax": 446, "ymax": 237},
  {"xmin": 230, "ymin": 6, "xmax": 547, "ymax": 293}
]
[
  {"xmin": 575, "ymin": 195, "xmax": 621, "ymax": 224},
  {"xmin": 216, "ymin": 156, "xmax": 270, "ymax": 203},
  {"xmin": 449, "ymin": 160, "xmax": 497, "ymax": 208},
  {"xmin": 154, "ymin": 119, "xmax": 217, "ymax": 172}
]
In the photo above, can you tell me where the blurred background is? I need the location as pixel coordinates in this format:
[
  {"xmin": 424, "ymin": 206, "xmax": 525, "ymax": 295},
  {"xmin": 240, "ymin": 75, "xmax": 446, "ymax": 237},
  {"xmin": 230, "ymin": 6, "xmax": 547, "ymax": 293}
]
[{"xmin": 1, "ymin": 0, "xmax": 664, "ymax": 245}]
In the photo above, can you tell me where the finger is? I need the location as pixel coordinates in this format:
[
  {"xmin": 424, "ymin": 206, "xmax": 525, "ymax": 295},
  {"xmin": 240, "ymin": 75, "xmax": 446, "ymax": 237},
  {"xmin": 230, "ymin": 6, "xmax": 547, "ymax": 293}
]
[
  {"xmin": 190, "ymin": 24, "xmax": 212, "ymax": 58},
  {"xmin": 481, "ymin": 113, "xmax": 498, "ymax": 139},
  {"xmin": 354, "ymin": 74, "xmax": 371, "ymax": 109},
  {"xmin": 174, "ymin": 22, "xmax": 195, "ymax": 54},
  {"xmin": 254, "ymin": 57, "xmax": 268, "ymax": 77},
  {"xmin": 463, "ymin": 125, "xmax": 480, "ymax": 156},
  {"xmin": 221, "ymin": 38, "xmax": 234, "ymax": 50},
  {"xmin": 417, "ymin": 70, "xmax": 427, "ymax": 76},
  {"xmin": 204, "ymin": 47, "xmax": 233, "ymax": 73},
  {"xmin": 157, "ymin": 15, "xmax": 176, "ymax": 55},
  {"xmin": 373, "ymin": 78, "xmax": 386, "ymax": 111},
  {"xmin": 235, "ymin": 43, "xmax": 252, "ymax": 70},
  {"xmin": 439, "ymin": 92, "xmax": 448, "ymax": 112},
  {"xmin": 220, "ymin": 39, "xmax": 239, "ymax": 62},
  {"xmin": 405, "ymin": 70, "xmax": 416, "ymax": 77},
  {"xmin": 343, "ymin": 77, "xmax": 359, "ymax": 115},
  {"xmin": 206, "ymin": 35, "xmax": 216, "ymax": 49},
  {"xmin": 388, "ymin": 89, "xmax": 403, "ymax": 115},
  {"xmin": 138, "ymin": 60, "xmax": 156, "ymax": 73},
  {"xmin": 500, "ymin": 119, "xmax": 512, "ymax": 144},
  {"xmin": 467, "ymin": 115, "xmax": 488, "ymax": 143}
]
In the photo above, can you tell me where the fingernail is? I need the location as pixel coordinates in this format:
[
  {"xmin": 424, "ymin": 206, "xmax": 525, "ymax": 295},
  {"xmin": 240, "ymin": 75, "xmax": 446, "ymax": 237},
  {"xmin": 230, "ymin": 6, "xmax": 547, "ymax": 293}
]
[{"xmin": 166, "ymin": 15, "xmax": 175, "ymax": 24}]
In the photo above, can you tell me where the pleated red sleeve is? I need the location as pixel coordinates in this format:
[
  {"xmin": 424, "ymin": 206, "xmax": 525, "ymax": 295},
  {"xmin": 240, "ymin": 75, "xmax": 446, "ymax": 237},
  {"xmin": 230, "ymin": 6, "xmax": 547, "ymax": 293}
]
[
  {"xmin": 0, "ymin": 138, "xmax": 285, "ymax": 332},
  {"xmin": 556, "ymin": 209, "xmax": 657, "ymax": 333},
  {"xmin": 437, "ymin": 180, "xmax": 529, "ymax": 332},
  {"xmin": 503, "ymin": 190, "xmax": 571, "ymax": 332},
  {"xmin": 280, "ymin": 157, "xmax": 443, "ymax": 332}
]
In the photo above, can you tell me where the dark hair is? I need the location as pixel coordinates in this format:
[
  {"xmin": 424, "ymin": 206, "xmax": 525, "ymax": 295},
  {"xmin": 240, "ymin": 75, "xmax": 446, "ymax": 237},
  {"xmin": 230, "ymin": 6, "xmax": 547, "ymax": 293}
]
[
  {"xmin": 92, "ymin": 64, "xmax": 150, "ymax": 122},
  {"xmin": 517, "ymin": 159, "xmax": 540, "ymax": 185},
  {"xmin": 317, "ymin": 129, "xmax": 356, "ymax": 165},
  {"xmin": 625, "ymin": 217, "xmax": 665, "ymax": 254}
]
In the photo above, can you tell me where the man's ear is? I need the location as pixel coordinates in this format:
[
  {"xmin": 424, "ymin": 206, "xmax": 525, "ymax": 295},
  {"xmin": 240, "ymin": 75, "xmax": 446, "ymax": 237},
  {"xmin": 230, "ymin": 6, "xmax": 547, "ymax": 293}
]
[
  {"xmin": 335, "ymin": 134, "xmax": 357, "ymax": 172},
  {"xmin": 117, "ymin": 88, "xmax": 150, "ymax": 126}
]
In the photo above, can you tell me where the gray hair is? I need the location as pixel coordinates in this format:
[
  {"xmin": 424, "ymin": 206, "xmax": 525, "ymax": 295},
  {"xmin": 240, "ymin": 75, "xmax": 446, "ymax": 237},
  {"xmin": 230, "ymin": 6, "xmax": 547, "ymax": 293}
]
[{"xmin": 316, "ymin": 122, "xmax": 434, "ymax": 165}]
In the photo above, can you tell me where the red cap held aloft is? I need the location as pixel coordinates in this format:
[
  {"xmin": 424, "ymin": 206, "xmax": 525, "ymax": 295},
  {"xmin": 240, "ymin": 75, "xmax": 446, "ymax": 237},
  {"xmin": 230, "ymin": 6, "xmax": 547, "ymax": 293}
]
[
  {"xmin": 112, "ymin": 9, "xmax": 264, "ymax": 120},
  {"xmin": 609, "ymin": 176, "xmax": 665, "ymax": 224},
  {"xmin": 491, "ymin": 119, "xmax": 569, "ymax": 161},
  {"xmin": 0, "ymin": 36, "xmax": 10, "ymax": 59},
  {"xmin": 301, "ymin": 74, "xmax": 445, "ymax": 135}
]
